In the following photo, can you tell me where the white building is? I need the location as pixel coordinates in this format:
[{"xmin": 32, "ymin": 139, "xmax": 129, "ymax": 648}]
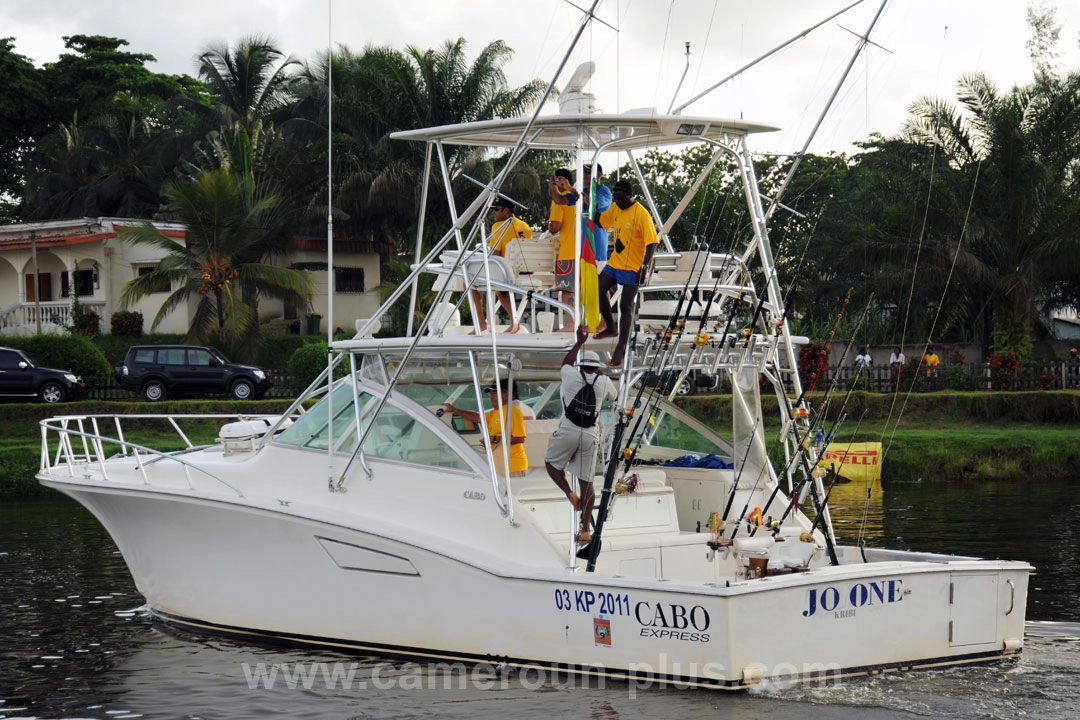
[{"xmin": 0, "ymin": 218, "xmax": 382, "ymax": 336}]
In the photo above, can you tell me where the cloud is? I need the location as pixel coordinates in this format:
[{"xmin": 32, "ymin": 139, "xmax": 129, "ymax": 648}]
[{"xmin": 5, "ymin": 0, "xmax": 1079, "ymax": 154}]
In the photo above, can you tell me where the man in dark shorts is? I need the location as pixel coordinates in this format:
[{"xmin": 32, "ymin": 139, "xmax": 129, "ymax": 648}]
[{"xmin": 596, "ymin": 180, "xmax": 659, "ymax": 365}]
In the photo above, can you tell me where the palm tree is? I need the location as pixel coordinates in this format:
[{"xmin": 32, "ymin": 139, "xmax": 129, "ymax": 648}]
[
  {"xmin": 289, "ymin": 38, "xmax": 547, "ymax": 248},
  {"xmin": 832, "ymin": 71, "xmax": 1080, "ymax": 357},
  {"xmin": 197, "ymin": 36, "xmax": 298, "ymax": 132},
  {"xmin": 23, "ymin": 92, "xmax": 202, "ymax": 220},
  {"xmin": 119, "ymin": 163, "xmax": 313, "ymax": 359}
]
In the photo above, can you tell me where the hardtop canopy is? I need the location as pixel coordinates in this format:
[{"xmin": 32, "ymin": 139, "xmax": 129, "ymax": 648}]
[{"xmin": 389, "ymin": 112, "xmax": 778, "ymax": 152}]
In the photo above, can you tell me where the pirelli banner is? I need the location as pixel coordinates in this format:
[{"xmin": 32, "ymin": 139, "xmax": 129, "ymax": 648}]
[{"xmin": 817, "ymin": 442, "xmax": 882, "ymax": 483}]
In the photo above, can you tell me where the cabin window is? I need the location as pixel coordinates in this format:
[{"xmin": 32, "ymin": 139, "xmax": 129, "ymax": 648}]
[
  {"xmin": 275, "ymin": 383, "xmax": 472, "ymax": 471},
  {"xmin": 641, "ymin": 408, "xmax": 728, "ymax": 457},
  {"xmin": 335, "ymin": 267, "xmax": 365, "ymax": 293}
]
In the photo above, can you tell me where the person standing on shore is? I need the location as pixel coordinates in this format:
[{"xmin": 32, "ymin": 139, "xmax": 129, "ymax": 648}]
[
  {"xmin": 924, "ymin": 346, "xmax": 940, "ymax": 390},
  {"xmin": 889, "ymin": 347, "xmax": 906, "ymax": 388}
]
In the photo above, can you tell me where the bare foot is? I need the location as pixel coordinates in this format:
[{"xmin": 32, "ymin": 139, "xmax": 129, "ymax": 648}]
[
  {"xmin": 576, "ymin": 529, "xmax": 592, "ymax": 543},
  {"xmin": 609, "ymin": 354, "xmax": 623, "ymax": 367},
  {"xmin": 594, "ymin": 329, "xmax": 618, "ymax": 339}
]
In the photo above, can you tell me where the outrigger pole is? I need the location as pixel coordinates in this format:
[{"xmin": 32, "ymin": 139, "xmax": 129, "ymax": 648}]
[
  {"xmin": 670, "ymin": 0, "xmax": 868, "ymax": 115},
  {"xmin": 336, "ymin": 0, "xmax": 606, "ymax": 496},
  {"xmin": 764, "ymin": 0, "xmax": 890, "ymax": 219}
]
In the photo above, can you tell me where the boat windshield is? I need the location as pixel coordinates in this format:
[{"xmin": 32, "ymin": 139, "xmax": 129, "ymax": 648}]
[
  {"xmin": 275, "ymin": 382, "xmax": 474, "ymax": 471},
  {"xmin": 637, "ymin": 406, "xmax": 730, "ymax": 457}
]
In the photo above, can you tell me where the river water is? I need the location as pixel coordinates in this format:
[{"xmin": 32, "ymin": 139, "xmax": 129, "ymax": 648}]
[{"xmin": 3, "ymin": 479, "xmax": 1079, "ymax": 720}]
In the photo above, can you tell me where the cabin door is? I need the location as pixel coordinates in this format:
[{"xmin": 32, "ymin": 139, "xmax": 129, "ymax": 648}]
[{"xmin": 949, "ymin": 573, "xmax": 999, "ymax": 646}]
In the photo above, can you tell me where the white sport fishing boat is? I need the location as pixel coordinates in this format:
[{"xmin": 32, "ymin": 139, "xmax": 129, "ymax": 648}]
[{"xmin": 37, "ymin": 99, "xmax": 1032, "ymax": 688}]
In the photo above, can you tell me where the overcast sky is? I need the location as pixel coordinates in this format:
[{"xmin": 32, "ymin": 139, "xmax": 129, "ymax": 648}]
[{"xmin": 5, "ymin": 0, "xmax": 1079, "ymax": 155}]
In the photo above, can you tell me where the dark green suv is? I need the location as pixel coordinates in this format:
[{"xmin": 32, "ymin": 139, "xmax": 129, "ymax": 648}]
[{"xmin": 114, "ymin": 345, "xmax": 272, "ymax": 401}]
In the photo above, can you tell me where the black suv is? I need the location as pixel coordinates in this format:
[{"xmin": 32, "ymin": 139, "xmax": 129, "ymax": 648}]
[
  {"xmin": 0, "ymin": 346, "xmax": 86, "ymax": 403},
  {"xmin": 642, "ymin": 368, "xmax": 718, "ymax": 396},
  {"xmin": 115, "ymin": 345, "xmax": 272, "ymax": 401}
]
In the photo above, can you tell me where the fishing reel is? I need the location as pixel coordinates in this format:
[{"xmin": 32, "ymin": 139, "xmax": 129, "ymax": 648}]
[
  {"xmin": 704, "ymin": 510, "xmax": 731, "ymax": 550},
  {"xmin": 746, "ymin": 507, "xmax": 763, "ymax": 531}
]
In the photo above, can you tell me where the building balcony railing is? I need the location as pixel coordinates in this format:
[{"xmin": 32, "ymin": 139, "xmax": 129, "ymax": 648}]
[{"xmin": 0, "ymin": 300, "xmax": 107, "ymax": 332}]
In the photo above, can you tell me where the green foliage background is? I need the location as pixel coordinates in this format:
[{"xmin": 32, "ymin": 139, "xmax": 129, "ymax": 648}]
[{"xmin": 0, "ymin": 333, "xmax": 112, "ymax": 388}]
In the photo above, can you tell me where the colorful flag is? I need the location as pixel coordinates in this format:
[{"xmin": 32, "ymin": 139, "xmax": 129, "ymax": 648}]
[
  {"xmin": 817, "ymin": 442, "xmax": 882, "ymax": 483},
  {"xmin": 580, "ymin": 176, "xmax": 600, "ymax": 333}
]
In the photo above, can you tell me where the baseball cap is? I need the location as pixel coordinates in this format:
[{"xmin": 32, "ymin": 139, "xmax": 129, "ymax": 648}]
[
  {"xmin": 491, "ymin": 197, "xmax": 514, "ymax": 210},
  {"xmin": 483, "ymin": 378, "xmax": 519, "ymax": 397}
]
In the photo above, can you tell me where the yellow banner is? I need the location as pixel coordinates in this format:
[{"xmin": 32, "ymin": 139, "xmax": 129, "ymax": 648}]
[{"xmin": 817, "ymin": 442, "xmax": 882, "ymax": 483}]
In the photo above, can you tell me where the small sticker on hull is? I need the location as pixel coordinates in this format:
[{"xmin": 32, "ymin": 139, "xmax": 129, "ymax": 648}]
[{"xmin": 594, "ymin": 617, "xmax": 611, "ymax": 647}]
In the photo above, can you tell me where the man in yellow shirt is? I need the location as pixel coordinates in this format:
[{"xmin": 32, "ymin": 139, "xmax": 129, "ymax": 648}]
[
  {"xmin": 924, "ymin": 346, "xmax": 940, "ymax": 390},
  {"xmin": 548, "ymin": 168, "xmax": 579, "ymax": 330},
  {"xmin": 442, "ymin": 379, "xmax": 528, "ymax": 476},
  {"xmin": 597, "ymin": 179, "xmax": 659, "ymax": 366},
  {"xmin": 472, "ymin": 197, "xmax": 531, "ymax": 333}
]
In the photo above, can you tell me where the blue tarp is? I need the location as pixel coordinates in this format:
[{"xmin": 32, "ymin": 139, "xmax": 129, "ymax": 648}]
[{"xmin": 664, "ymin": 453, "xmax": 733, "ymax": 469}]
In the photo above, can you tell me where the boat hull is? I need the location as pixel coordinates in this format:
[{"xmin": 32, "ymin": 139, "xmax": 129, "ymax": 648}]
[{"xmin": 46, "ymin": 479, "xmax": 1029, "ymax": 689}]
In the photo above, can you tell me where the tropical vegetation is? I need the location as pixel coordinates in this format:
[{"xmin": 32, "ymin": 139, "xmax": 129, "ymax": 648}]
[{"xmin": 0, "ymin": 4, "xmax": 1077, "ymax": 361}]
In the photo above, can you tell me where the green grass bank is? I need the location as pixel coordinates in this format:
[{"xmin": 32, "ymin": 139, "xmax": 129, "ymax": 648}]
[
  {"xmin": 3, "ymin": 392, "xmax": 1079, "ymax": 499},
  {"xmin": 675, "ymin": 390, "xmax": 1080, "ymax": 484}
]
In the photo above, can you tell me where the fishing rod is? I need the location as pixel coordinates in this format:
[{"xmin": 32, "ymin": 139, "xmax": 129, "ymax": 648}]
[
  {"xmin": 719, "ymin": 411, "xmax": 766, "ymax": 524},
  {"xmin": 665, "ymin": 250, "xmax": 741, "ymax": 398},
  {"xmin": 791, "ymin": 287, "xmax": 851, "ymax": 411},
  {"xmin": 579, "ymin": 332, "xmax": 675, "ymax": 565},
  {"xmin": 756, "ymin": 410, "xmax": 847, "ymax": 530},
  {"xmin": 771, "ymin": 412, "xmax": 846, "ymax": 565},
  {"xmin": 615, "ymin": 269, "xmax": 746, "ymax": 498},
  {"xmin": 581, "ymin": 241, "xmax": 716, "ymax": 566},
  {"xmin": 613, "ymin": 243, "xmax": 713, "ymax": 461},
  {"xmin": 789, "ymin": 291, "xmax": 870, "ymax": 455},
  {"xmin": 762, "ymin": 304, "xmax": 871, "ymax": 526},
  {"xmin": 582, "ymin": 404, "xmax": 629, "ymax": 570},
  {"xmin": 816, "ymin": 294, "xmax": 875, "ymax": 417},
  {"xmin": 807, "ymin": 409, "xmax": 869, "ymax": 538},
  {"xmin": 760, "ymin": 292, "xmax": 874, "ymax": 534}
]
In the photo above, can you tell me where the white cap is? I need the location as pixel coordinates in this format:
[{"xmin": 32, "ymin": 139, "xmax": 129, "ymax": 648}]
[{"xmin": 577, "ymin": 350, "xmax": 602, "ymax": 368}]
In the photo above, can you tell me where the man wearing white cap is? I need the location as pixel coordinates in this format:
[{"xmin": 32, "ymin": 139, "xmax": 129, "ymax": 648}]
[{"xmin": 545, "ymin": 326, "xmax": 616, "ymax": 542}]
